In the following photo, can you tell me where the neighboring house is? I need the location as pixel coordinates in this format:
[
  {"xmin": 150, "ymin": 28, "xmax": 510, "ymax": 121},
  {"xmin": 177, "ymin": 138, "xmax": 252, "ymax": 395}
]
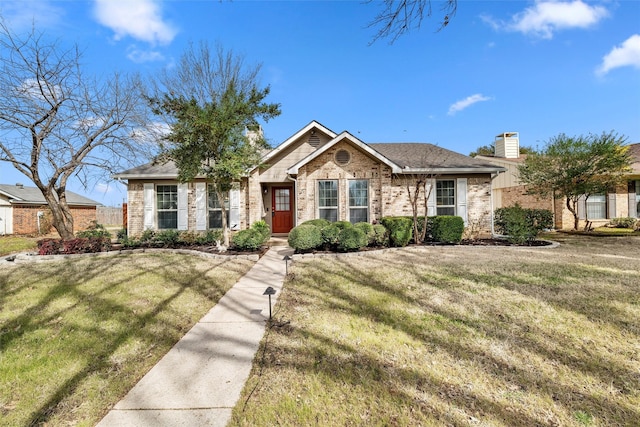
[
  {"xmin": 114, "ymin": 121, "xmax": 506, "ymax": 237},
  {"xmin": 477, "ymin": 134, "xmax": 640, "ymax": 229},
  {"xmin": 0, "ymin": 183, "xmax": 100, "ymax": 235}
]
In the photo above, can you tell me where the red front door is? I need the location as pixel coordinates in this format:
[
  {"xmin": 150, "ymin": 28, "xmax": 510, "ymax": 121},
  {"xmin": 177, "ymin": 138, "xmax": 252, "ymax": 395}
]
[{"xmin": 272, "ymin": 187, "xmax": 293, "ymax": 233}]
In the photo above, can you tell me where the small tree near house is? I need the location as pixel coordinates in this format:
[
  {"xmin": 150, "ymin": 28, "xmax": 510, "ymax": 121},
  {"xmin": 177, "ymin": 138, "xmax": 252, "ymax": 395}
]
[
  {"xmin": 518, "ymin": 131, "xmax": 631, "ymax": 231},
  {"xmin": 147, "ymin": 42, "xmax": 281, "ymax": 246},
  {"xmin": 399, "ymin": 173, "xmax": 437, "ymax": 244}
]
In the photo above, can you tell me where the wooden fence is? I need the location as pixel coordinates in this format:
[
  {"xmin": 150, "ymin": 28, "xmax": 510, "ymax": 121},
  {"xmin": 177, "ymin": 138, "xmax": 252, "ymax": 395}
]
[{"xmin": 96, "ymin": 206, "xmax": 123, "ymax": 226}]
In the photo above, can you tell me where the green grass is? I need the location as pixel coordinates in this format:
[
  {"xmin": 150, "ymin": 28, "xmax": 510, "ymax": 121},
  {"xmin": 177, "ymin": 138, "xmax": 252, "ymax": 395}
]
[
  {"xmin": 231, "ymin": 234, "xmax": 640, "ymax": 426},
  {"xmin": 0, "ymin": 236, "xmax": 39, "ymax": 256},
  {"xmin": 0, "ymin": 253, "xmax": 254, "ymax": 426}
]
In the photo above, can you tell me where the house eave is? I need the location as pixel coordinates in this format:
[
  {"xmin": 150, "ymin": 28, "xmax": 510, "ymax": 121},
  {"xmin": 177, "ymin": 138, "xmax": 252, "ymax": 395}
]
[{"xmin": 396, "ymin": 166, "xmax": 507, "ymax": 175}]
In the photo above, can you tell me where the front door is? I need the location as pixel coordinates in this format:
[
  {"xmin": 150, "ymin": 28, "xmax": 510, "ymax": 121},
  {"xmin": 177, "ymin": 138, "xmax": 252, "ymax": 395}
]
[{"xmin": 272, "ymin": 186, "xmax": 293, "ymax": 233}]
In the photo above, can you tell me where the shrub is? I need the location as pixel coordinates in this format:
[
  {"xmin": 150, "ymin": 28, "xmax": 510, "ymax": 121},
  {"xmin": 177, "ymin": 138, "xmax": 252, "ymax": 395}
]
[
  {"xmin": 321, "ymin": 224, "xmax": 340, "ymax": 249},
  {"xmin": 232, "ymin": 228, "xmax": 265, "ymax": 251},
  {"xmin": 139, "ymin": 229, "xmax": 156, "ymax": 244},
  {"xmin": 431, "ymin": 216, "xmax": 464, "ymax": 244},
  {"xmin": 527, "ymin": 208, "xmax": 554, "ymax": 231},
  {"xmin": 371, "ymin": 224, "xmax": 389, "ymax": 247},
  {"xmin": 495, "ymin": 205, "xmax": 536, "ymax": 244},
  {"xmin": 177, "ymin": 231, "xmax": 199, "ymax": 246},
  {"xmin": 251, "ymin": 220, "xmax": 271, "ymax": 242},
  {"xmin": 608, "ymin": 217, "xmax": 636, "ymax": 229},
  {"xmin": 353, "ymin": 222, "xmax": 374, "ymax": 244},
  {"xmin": 76, "ymin": 221, "xmax": 112, "ymax": 239},
  {"xmin": 37, "ymin": 238, "xmax": 63, "ymax": 255},
  {"xmin": 334, "ymin": 221, "xmax": 353, "ymax": 230},
  {"xmin": 337, "ymin": 227, "xmax": 367, "ymax": 252},
  {"xmin": 154, "ymin": 230, "xmax": 180, "ymax": 247},
  {"xmin": 196, "ymin": 229, "xmax": 223, "ymax": 245},
  {"xmin": 116, "ymin": 228, "xmax": 127, "ymax": 242},
  {"xmin": 38, "ymin": 237, "xmax": 111, "ymax": 255},
  {"xmin": 301, "ymin": 219, "xmax": 331, "ymax": 228},
  {"xmin": 288, "ymin": 224, "xmax": 323, "ymax": 253},
  {"xmin": 381, "ymin": 217, "xmax": 413, "ymax": 247}
]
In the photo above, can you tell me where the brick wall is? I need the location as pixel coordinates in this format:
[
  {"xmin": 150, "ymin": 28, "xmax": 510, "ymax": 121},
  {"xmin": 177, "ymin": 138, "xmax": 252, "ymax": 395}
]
[{"xmin": 11, "ymin": 204, "xmax": 96, "ymax": 235}]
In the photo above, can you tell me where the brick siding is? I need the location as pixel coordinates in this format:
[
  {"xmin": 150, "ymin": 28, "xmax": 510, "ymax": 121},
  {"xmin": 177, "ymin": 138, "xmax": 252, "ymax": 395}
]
[{"xmin": 11, "ymin": 204, "xmax": 96, "ymax": 235}]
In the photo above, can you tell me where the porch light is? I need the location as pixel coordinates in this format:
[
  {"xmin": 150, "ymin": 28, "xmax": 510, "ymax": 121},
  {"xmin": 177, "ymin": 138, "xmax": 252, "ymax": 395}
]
[{"xmin": 263, "ymin": 286, "xmax": 276, "ymax": 320}]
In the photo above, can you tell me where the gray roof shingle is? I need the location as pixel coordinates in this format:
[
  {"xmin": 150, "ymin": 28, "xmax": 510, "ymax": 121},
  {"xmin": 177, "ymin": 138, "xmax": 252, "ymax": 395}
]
[
  {"xmin": 0, "ymin": 184, "xmax": 100, "ymax": 206},
  {"xmin": 370, "ymin": 143, "xmax": 504, "ymax": 171}
]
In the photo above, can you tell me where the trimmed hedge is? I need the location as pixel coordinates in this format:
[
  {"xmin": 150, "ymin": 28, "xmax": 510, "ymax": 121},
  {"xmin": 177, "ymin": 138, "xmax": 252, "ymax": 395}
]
[
  {"xmin": 321, "ymin": 224, "xmax": 340, "ymax": 249},
  {"xmin": 495, "ymin": 205, "xmax": 552, "ymax": 244},
  {"xmin": 380, "ymin": 217, "xmax": 413, "ymax": 247},
  {"xmin": 353, "ymin": 222, "xmax": 374, "ymax": 245},
  {"xmin": 431, "ymin": 216, "xmax": 464, "ymax": 243},
  {"xmin": 337, "ymin": 227, "xmax": 367, "ymax": 252},
  {"xmin": 288, "ymin": 224, "xmax": 323, "ymax": 252},
  {"xmin": 371, "ymin": 224, "xmax": 389, "ymax": 247},
  {"xmin": 232, "ymin": 228, "xmax": 265, "ymax": 251}
]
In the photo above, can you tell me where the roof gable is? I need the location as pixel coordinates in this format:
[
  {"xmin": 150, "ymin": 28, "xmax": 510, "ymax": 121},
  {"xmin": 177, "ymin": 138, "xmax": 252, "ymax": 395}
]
[{"xmin": 259, "ymin": 120, "xmax": 337, "ymax": 166}]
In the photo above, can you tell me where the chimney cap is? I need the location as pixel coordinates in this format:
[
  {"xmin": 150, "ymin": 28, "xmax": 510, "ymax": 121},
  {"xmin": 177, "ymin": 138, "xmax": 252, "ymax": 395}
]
[{"xmin": 495, "ymin": 132, "xmax": 519, "ymax": 138}]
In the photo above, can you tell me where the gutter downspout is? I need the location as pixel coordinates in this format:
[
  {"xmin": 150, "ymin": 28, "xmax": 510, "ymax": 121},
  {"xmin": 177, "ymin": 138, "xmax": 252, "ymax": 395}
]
[{"xmin": 490, "ymin": 172, "xmax": 497, "ymax": 237}]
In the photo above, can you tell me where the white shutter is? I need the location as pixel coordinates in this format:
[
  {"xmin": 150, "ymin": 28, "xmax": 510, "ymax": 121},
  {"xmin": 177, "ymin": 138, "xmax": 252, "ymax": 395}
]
[
  {"xmin": 629, "ymin": 182, "xmax": 638, "ymax": 218},
  {"xmin": 177, "ymin": 183, "xmax": 188, "ymax": 230},
  {"xmin": 577, "ymin": 195, "xmax": 586, "ymax": 220},
  {"xmin": 456, "ymin": 178, "xmax": 468, "ymax": 225},
  {"xmin": 143, "ymin": 183, "xmax": 155, "ymax": 230},
  {"xmin": 195, "ymin": 183, "xmax": 207, "ymax": 230},
  {"xmin": 229, "ymin": 188, "xmax": 240, "ymax": 230},
  {"xmin": 426, "ymin": 179, "xmax": 436, "ymax": 217},
  {"xmin": 607, "ymin": 193, "xmax": 616, "ymax": 219}
]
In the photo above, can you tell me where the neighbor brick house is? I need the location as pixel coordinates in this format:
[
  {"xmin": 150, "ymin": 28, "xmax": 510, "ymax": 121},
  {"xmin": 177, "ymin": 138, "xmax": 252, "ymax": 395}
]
[
  {"xmin": 114, "ymin": 121, "xmax": 506, "ymax": 236},
  {"xmin": 0, "ymin": 183, "xmax": 100, "ymax": 235},
  {"xmin": 476, "ymin": 133, "xmax": 640, "ymax": 229}
]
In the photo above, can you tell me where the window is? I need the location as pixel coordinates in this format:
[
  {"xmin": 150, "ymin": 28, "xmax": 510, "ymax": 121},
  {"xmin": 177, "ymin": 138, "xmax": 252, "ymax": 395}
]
[
  {"xmin": 349, "ymin": 180, "xmax": 368, "ymax": 223},
  {"xmin": 436, "ymin": 180, "xmax": 456, "ymax": 216},
  {"xmin": 586, "ymin": 193, "xmax": 606, "ymax": 219},
  {"xmin": 208, "ymin": 186, "xmax": 229, "ymax": 229},
  {"xmin": 157, "ymin": 185, "xmax": 178, "ymax": 229},
  {"xmin": 318, "ymin": 180, "xmax": 338, "ymax": 222}
]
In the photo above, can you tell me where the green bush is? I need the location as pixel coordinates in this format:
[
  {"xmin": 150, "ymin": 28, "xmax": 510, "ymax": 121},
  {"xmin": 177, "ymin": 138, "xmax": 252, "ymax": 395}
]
[
  {"xmin": 495, "ymin": 204, "xmax": 552, "ymax": 244},
  {"xmin": 371, "ymin": 224, "xmax": 389, "ymax": 247},
  {"xmin": 301, "ymin": 219, "xmax": 331, "ymax": 228},
  {"xmin": 288, "ymin": 224, "xmax": 323, "ymax": 253},
  {"xmin": 380, "ymin": 217, "xmax": 413, "ymax": 247},
  {"xmin": 337, "ymin": 227, "xmax": 367, "ymax": 252},
  {"xmin": 139, "ymin": 229, "xmax": 156, "ymax": 244},
  {"xmin": 431, "ymin": 216, "xmax": 464, "ymax": 244},
  {"xmin": 196, "ymin": 229, "xmax": 223, "ymax": 245},
  {"xmin": 76, "ymin": 221, "xmax": 111, "ymax": 239},
  {"xmin": 232, "ymin": 228, "xmax": 265, "ymax": 251},
  {"xmin": 334, "ymin": 221, "xmax": 352, "ymax": 230},
  {"xmin": 353, "ymin": 222, "xmax": 374, "ymax": 245},
  {"xmin": 116, "ymin": 228, "xmax": 127, "ymax": 242},
  {"xmin": 153, "ymin": 229, "xmax": 180, "ymax": 247},
  {"xmin": 251, "ymin": 220, "xmax": 271, "ymax": 241},
  {"xmin": 321, "ymin": 224, "xmax": 340, "ymax": 249},
  {"xmin": 609, "ymin": 217, "xmax": 636, "ymax": 228}
]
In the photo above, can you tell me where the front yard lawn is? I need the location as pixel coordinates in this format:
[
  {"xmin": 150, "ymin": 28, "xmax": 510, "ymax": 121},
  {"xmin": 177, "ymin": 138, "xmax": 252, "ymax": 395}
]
[
  {"xmin": 0, "ymin": 235, "xmax": 39, "ymax": 256},
  {"xmin": 0, "ymin": 253, "xmax": 255, "ymax": 426},
  {"xmin": 232, "ymin": 234, "xmax": 640, "ymax": 426}
]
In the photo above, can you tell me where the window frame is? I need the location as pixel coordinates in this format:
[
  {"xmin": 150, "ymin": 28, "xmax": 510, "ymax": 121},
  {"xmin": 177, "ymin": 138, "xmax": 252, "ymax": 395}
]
[
  {"xmin": 586, "ymin": 193, "xmax": 607, "ymax": 219},
  {"xmin": 207, "ymin": 185, "xmax": 230, "ymax": 229},
  {"xmin": 156, "ymin": 184, "xmax": 178, "ymax": 229},
  {"xmin": 318, "ymin": 180, "xmax": 338, "ymax": 222},
  {"xmin": 348, "ymin": 179, "xmax": 369, "ymax": 224},
  {"xmin": 436, "ymin": 179, "xmax": 456, "ymax": 216}
]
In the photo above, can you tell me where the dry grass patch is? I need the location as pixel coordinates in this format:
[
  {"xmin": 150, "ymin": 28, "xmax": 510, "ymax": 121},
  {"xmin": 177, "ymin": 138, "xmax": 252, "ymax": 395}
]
[
  {"xmin": 0, "ymin": 236, "xmax": 39, "ymax": 256},
  {"xmin": 232, "ymin": 234, "xmax": 640, "ymax": 426},
  {"xmin": 0, "ymin": 253, "xmax": 254, "ymax": 426}
]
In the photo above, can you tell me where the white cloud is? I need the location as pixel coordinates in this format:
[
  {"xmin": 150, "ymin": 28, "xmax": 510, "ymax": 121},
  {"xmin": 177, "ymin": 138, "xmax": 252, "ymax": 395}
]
[
  {"xmin": 126, "ymin": 45, "xmax": 165, "ymax": 63},
  {"xmin": 93, "ymin": 0, "xmax": 177, "ymax": 45},
  {"xmin": 483, "ymin": 1, "xmax": 609, "ymax": 39},
  {"xmin": 0, "ymin": 0, "xmax": 65, "ymax": 30},
  {"xmin": 596, "ymin": 34, "xmax": 640, "ymax": 76},
  {"xmin": 448, "ymin": 94, "xmax": 492, "ymax": 116},
  {"xmin": 94, "ymin": 182, "xmax": 113, "ymax": 194}
]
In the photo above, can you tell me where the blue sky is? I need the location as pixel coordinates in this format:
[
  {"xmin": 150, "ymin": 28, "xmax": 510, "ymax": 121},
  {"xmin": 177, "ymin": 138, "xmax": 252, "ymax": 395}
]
[{"xmin": 0, "ymin": 0, "xmax": 639, "ymax": 207}]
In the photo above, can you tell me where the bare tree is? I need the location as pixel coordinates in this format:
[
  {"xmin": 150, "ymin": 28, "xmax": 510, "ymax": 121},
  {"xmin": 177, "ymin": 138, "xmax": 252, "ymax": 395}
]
[
  {"xmin": 367, "ymin": 0, "xmax": 457, "ymax": 44},
  {"xmin": 0, "ymin": 22, "xmax": 154, "ymax": 239},
  {"xmin": 399, "ymin": 173, "xmax": 437, "ymax": 243}
]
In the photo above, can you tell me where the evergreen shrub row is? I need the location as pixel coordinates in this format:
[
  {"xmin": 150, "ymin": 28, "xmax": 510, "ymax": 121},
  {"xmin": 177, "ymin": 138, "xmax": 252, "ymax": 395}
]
[{"xmin": 494, "ymin": 204, "xmax": 553, "ymax": 244}]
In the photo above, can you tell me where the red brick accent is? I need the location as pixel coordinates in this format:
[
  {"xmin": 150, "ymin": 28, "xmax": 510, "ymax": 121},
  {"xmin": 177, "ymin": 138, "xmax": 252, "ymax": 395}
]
[{"xmin": 11, "ymin": 204, "xmax": 97, "ymax": 235}]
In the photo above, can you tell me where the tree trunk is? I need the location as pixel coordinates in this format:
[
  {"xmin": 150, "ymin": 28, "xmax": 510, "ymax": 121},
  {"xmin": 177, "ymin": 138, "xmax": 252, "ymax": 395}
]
[
  {"xmin": 42, "ymin": 190, "xmax": 75, "ymax": 239},
  {"xmin": 216, "ymin": 187, "xmax": 230, "ymax": 246},
  {"xmin": 566, "ymin": 197, "xmax": 579, "ymax": 231}
]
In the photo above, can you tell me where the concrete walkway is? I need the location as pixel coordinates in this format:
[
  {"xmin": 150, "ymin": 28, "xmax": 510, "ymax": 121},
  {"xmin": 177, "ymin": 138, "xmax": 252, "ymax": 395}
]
[{"xmin": 97, "ymin": 245, "xmax": 292, "ymax": 427}]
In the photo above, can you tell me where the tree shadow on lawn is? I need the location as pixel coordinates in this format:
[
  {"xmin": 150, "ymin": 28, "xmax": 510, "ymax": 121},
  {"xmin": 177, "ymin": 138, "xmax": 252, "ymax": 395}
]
[
  {"xmin": 253, "ymin": 247, "xmax": 640, "ymax": 425},
  {"xmin": 0, "ymin": 253, "xmax": 250, "ymax": 426}
]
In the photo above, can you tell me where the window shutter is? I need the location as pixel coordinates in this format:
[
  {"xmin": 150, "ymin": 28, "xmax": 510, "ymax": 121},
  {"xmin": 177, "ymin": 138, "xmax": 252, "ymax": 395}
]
[
  {"xmin": 426, "ymin": 179, "xmax": 436, "ymax": 216},
  {"xmin": 629, "ymin": 181, "xmax": 637, "ymax": 218},
  {"xmin": 456, "ymin": 178, "xmax": 468, "ymax": 225},
  {"xmin": 229, "ymin": 188, "xmax": 240, "ymax": 230},
  {"xmin": 577, "ymin": 195, "xmax": 586, "ymax": 220},
  {"xmin": 143, "ymin": 183, "xmax": 155, "ymax": 230},
  {"xmin": 177, "ymin": 183, "xmax": 188, "ymax": 230},
  {"xmin": 607, "ymin": 193, "xmax": 616, "ymax": 219},
  {"xmin": 195, "ymin": 183, "xmax": 207, "ymax": 230}
]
